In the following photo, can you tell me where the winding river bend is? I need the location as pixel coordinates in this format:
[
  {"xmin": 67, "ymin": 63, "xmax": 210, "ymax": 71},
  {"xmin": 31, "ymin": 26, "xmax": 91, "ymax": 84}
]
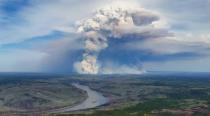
[{"xmin": 50, "ymin": 83, "xmax": 109, "ymax": 113}]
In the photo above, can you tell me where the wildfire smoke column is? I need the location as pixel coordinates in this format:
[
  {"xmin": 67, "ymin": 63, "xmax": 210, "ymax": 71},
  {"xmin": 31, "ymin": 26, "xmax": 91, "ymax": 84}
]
[{"xmin": 74, "ymin": 3, "xmax": 166, "ymax": 74}]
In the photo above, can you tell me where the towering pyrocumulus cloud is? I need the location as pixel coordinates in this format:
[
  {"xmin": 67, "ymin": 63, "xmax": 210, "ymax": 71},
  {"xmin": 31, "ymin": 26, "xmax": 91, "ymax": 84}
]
[{"xmin": 74, "ymin": 2, "xmax": 168, "ymax": 74}]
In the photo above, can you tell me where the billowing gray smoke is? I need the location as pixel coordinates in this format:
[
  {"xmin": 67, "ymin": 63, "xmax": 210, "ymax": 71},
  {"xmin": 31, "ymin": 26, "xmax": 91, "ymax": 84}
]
[{"xmin": 74, "ymin": 5, "xmax": 167, "ymax": 74}]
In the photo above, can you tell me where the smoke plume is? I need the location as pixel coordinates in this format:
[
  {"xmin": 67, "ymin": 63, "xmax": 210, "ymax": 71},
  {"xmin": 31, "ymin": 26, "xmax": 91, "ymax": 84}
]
[{"xmin": 74, "ymin": 4, "xmax": 167, "ymax": 74}]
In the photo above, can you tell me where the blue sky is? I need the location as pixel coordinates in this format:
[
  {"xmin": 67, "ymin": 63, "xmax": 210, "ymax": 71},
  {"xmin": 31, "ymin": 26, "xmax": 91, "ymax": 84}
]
[{"xmin": 0, "ymin": 0, "xmax": 210, "ymax": 74}]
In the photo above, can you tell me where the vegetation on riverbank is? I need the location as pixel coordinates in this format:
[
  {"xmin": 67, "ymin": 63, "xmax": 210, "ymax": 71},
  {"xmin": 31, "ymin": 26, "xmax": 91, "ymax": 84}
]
[
  {"xmin": 58, "ymin": 74, "xmax": 210, "ymax": 116},
  {"xmin": 1, "ymin": 73, "xmax": 210, "ymax": 116},
  {"xmin": 0, "ymin": 75, "xmax": 87, "ymax": 112}
]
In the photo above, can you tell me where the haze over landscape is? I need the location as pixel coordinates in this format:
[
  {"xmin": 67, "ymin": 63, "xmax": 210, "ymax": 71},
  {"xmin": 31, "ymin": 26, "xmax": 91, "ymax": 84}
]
[{"xmin": 0, "ymin": 0, "xmax": 210, "ymax": 116}]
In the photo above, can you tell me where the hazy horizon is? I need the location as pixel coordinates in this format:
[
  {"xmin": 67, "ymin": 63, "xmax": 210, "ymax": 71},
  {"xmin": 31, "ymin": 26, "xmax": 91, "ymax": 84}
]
[{"xmin": 0, "ymin": 0, "xmax": 210, "ymax": 74}]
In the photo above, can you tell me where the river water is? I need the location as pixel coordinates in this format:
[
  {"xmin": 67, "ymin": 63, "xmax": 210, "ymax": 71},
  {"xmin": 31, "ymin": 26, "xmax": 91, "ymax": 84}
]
[{"xmin": 50, "ymin": 83, "xmax": 109, "ymax": 113}]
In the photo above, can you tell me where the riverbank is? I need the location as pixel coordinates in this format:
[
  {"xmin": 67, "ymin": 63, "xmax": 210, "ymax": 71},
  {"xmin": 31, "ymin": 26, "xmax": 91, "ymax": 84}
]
[{"xmin": 50, "ymin": 83, "xmax": 109, "ymax": 114}]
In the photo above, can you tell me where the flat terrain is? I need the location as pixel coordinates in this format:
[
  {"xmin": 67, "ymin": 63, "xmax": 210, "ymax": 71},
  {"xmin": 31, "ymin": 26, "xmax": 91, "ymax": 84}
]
[
  {"xmin": 0, "ymin": 73, "xmax": 210, "ymax": 116},
  {"xmin": 0, "ymin": 73, "xmax": 87, "ymax": 114},
  {"xmin": 59, "ymin": 73, "xmax": 210, "ymax": 116}
]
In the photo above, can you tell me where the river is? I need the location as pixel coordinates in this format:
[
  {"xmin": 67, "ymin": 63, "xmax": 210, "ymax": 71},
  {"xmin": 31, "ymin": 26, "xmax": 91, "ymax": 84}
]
[{"xmin": 50, "ymin": 83, "xmax": 109, "ymax": 113}]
